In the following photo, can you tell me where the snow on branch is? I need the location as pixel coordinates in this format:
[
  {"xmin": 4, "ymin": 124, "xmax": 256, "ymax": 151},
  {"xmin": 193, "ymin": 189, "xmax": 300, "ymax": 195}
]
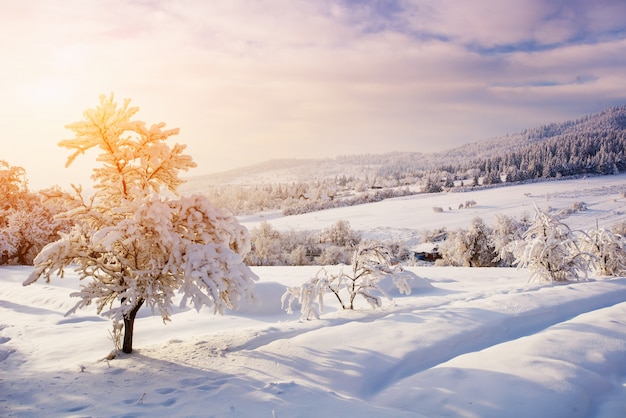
[
  {"xmin": 510, "ymin": 204, "xmax": 595, "ymax": 283},
  {"xmin": 24, "ymin": 94, "xmax": 257, "ymax": 354}
]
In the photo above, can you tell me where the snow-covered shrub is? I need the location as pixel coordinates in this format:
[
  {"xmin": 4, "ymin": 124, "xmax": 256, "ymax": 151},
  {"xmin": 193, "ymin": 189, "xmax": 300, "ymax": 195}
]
[
  {"xmin": 245, "ymin": 220, "xmax": 362, "ymax": 266},
  {"xmin": 421, "ymin": 227, "xmax": 448, "ymax": 244},
  {"xmin": 457, "ymin": 200, "xmax": 478, "ymax": 209},
  {"xmin": 385, "ymin": 240, "xmax": 413, "ymax": 263},
  {"xmin": 437, "ymin": 217, "xmax": 495, "ymax": 267},
  {"xmin": 282, "ymin": 269, "xmax": 331, "ymax": 320},
  {"xmin": 319, "ymin": 220, "xmax": 361, "ymax": 247},
  {"xmin": 289, "ymin": 245, "xmax": 309, "ymax": 266},
  {"xmin": 282, "ymin": 242, "xmax": 419, "ymax": 320},
  {"xmin": 491, "ymin": 214, "xmax": 530, "ymax": 266},
  {"xmin": 558, "ymin": 201, "xmax": 587, "ymax": 217},
  {"xmin": 578, "ymin": 228, "xmax": 626, "ymax": 276},
  {"xmin": 436, "ymin": 231, "xmax": 464, "ymax": 266},
  {"xmin": 316, "ymin": 245, "xmax": 351, "ymax": 265},
  {"xmin": 511, "ymin": 206, "xmax": 592, "ymax": 282},
  {"xmin": 611, "ymin": 220, "xmax": 626, "ymax": 237},
  {"xmin": 246, "ymin": 221, "xmax": 283, "ymax": 266},
  {"xmin": 24, "ymin": 94, "xmax": 257, "ymax": 353},
  {"xmin": 423, "ymin": 176, "xmax": 443, "ymax": 193}
]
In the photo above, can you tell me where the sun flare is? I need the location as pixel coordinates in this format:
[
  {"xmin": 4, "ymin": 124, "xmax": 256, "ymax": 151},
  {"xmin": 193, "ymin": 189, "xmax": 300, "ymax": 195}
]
[{"xmin": 20, "ymin": 78, "xmax": 71, "ymax": 106}]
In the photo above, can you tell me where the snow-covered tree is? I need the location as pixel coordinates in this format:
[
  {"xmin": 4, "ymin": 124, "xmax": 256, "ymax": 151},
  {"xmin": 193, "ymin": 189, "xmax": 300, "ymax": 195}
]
[
  {"xmin": 0, "ymin": 162, "xmax": 69, "ymax": 265},
  {"xmin": 511, "ymin": 206, "xmax": 591, "ymax": 282},
  {"xmin": 437, "ymin": 217, "xmax": 495, "ymax": 267},
  {"xmin": 289, "ymin": 245, "xmax": 309, "ymax": 266},
  {"xmin": 0, "ymin": 160, "xmax": 28, "ymax": 203},
  {"xmin": 246, "ymin": 221, "xmax": 282, "ymax": 266},
  {"xmin": 423, "ymin": 175, "xmax": 443, "ymax": 193},
  {"xmin": 491, "ymin": 213, "xmax": 530, "ymax": 266},
  {"xmin": 316, "ymin": 245, "xmax": 351, "ymax": 265},
  {"xmin": 319, "ymin": 220, "xmax": 361, "ymax": 247},
  {"xmin": 282, "ymin": 268, "xmax": 331, "ymax": 320},
  {"xmin": 1, "ymin": 195, "xmax": 68, "ymax": 265},
  {"xmin": 578, "ymin": 228, "xmax": 626, "ymax": 276},
  {"xmin": 0, "ymin": 161, "xmax": 30, "ymax": 263},
  {"xmin": 282, "ymin": 242, "xmax": 417, "ymax": 319},
  {"xmin": 24, "ymin": 94, "xmax": 257, "ymax": 353}
]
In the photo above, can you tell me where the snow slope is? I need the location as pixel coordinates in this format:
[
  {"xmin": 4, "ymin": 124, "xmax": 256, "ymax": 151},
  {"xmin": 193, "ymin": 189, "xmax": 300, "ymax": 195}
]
[
  {"xmin": 2, "ymin": 175, "xmax": 626, "ymax": 417},
  {"xmin": 239, "ymin": 173, "xmax": 626, "ymax": 245}
]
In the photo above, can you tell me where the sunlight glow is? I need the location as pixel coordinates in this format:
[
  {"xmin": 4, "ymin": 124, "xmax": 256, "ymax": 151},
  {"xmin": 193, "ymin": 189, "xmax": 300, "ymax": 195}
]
[
  {"xmin": 2, "ymin": 0, "xmax": 624, "ymax": 190},
  {"xmin": 20, "ymin": 79, "xmax": 72, "ymax": 106}
]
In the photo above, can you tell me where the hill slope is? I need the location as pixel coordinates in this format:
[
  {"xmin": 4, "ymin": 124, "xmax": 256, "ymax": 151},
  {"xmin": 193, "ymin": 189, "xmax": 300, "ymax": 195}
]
[{"xmin": 183, "ymin": 104, "xmax": 626, "ymax": 187}]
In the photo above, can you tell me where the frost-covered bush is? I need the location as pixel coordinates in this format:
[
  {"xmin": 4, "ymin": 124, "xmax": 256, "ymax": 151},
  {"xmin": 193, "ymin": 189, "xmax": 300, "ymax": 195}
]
[
  {"xmin": 491, "ymin": 214, "xmax": 530, "ymax": 266},
  {"xmin": 437, "ymin": 217, "xmax": 495, "ymax": 267},
  {"xmin": 578, "ymin": 228, "xmax": 626, "ymax": 276},
  {"xmin": 246, "ymin": 224, "xmax": 315, "ymax": 266},
  {"xmin": 289, "ymin": 245, "xmax": 309, "ymax": 266},
  {"xmin": 611, "ymin": 220, "xmax": 626, "ymax": 237},
  {"xmin": 281, "ymin": 269, "xmax": 331, "ymax": 320},
  {"xmin": 245, "ymin": 220, "xmax": 361, "ymax": 266},
  {"xmin": 421, "ymin": 227, "xmax": 448, "ymax": 244},
  {"xmin": 558, "ymin": 201, "xmax": 587, "ymax": 217},
  {"xmin": 319, "ymin": 220, "xmax": 361, "ymax": 247},
  {"xmin": 511, "ymin": 206, "xmax": 592, "ymax": 282},
  {"xmin": 246, "ymin": 221, "xmax": 283, "ymax": 266},
  {"xmin": 282, "ymin": 242, "xmax": 419, "ymax": 319},
  {"xmin": 316, "ymin": 245, "xmax": 352, "ymax": 265}
]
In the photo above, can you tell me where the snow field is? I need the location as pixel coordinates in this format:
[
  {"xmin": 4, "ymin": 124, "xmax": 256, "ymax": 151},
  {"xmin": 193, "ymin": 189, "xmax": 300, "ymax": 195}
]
[
  {"xmin": 3, "ymin": 174, "xmax": 626, "ymax": 417},
  {"xmin": 2, "ymin": 265, "xmax": 626, "ymax": 417},
  {"xmin": 239, "ymin": 173, "xmax": 626, "ymax": 242}
]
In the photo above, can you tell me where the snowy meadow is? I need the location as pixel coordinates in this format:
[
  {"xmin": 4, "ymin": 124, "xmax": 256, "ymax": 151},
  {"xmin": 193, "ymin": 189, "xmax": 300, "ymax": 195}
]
[{"xmin": 2, "ymin": 174, "xmax": 626, "ymax": 417}]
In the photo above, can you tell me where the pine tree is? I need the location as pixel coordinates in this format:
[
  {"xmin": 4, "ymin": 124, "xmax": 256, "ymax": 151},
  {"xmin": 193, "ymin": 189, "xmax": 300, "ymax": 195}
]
[{"xmin": 24, "ymin": 94, "xmax": 257, "ymax": 353}]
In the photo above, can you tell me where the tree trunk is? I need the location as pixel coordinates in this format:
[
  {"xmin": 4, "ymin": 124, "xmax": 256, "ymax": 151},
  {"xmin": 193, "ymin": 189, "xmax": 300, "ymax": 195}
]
[{"xmin": 122, "ymin": 299, "xmax": 144, "ymax": 353}]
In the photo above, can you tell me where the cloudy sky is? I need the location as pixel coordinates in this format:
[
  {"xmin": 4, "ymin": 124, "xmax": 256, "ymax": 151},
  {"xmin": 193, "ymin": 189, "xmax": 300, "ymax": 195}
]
[{"xmin": 2, "ymin": 0, "xmax": 626, "ymax": 189}]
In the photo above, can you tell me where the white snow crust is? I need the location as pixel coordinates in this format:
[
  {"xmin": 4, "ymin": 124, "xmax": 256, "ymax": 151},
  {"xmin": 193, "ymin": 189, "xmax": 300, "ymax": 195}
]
[{"xmin": 2, "ymin": 174, "xmax": 626, "ymax": 417}]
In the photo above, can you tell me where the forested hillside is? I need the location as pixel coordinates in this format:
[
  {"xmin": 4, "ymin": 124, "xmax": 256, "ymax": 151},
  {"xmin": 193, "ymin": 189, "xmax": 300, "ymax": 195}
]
[
  {"xmin": 181, "ymin": 105, "xmax": 626, "ymax": 215},
  {"xmin": 461, "ymin": 105, "xmax": 626, "ymax": 184}
]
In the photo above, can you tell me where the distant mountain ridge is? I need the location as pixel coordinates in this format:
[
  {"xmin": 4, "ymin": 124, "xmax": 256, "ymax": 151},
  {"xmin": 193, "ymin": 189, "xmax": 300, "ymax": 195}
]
[{"xmin": 183, "ymin": 104, "xmax": 626, "ymax": 188}]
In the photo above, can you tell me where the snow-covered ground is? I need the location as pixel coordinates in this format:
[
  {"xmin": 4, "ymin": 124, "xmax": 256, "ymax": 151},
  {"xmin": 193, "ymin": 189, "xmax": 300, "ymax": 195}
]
[
  {"xmin": 2, "ymin": 174, "xmax": 626, "ymax": 417},
  {"xmin": 239, "ymin": 173, "xmax": 626, "ymax": 245}
]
